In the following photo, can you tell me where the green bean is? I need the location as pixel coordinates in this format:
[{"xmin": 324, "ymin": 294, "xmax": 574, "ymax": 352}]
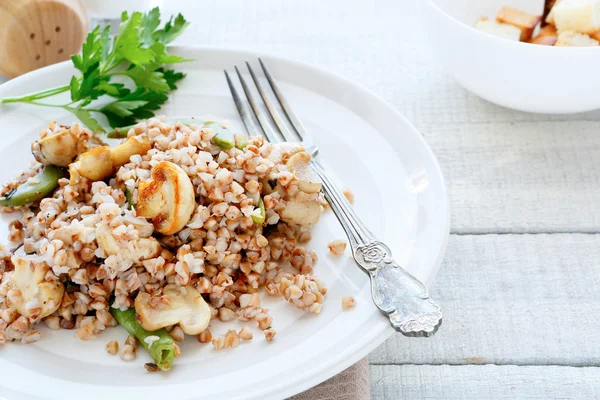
[
  {"xmin": 251, "ymin": 197, "xmax": 266, "ymax": 225},
  {"xmin": 110, "ymin": 307, "xmax": 176, "ymax": 371},
  {"xmin": 0, "ymin": 165, "xmax": 67, "ymax": 207},
  {"xmin": 235, "ymin": 134, "xmax": 249, "ymax": 150},
  {"xmin": 209, "ymin": 124, "xmax": 235, "ymax": 150},
  {"xmin": 106, "ymin": 125, "xmax": 136, "ymax": 139},
  {"xmin": 124, "ymin": 187, "xmax": 136, "ymax": 210}
]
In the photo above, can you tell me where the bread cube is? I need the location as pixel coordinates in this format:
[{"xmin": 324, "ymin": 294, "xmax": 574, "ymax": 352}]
[
  {"xmin": 590, "ymin": 31, "xmax": 600, "ymax": 41},
  {"xmin": 546, "ymin": 0, "xmax": 563, "ymax": 25},
  {"xmin": 551, "ymin": 0, "xmax": 600, "ymax": 34},
  {"xmin": 555, "ymin": 30, "xmax": 600, "ymax": 46},
  {"xmin": 496, "ymin": 6, "xmax": 542, "ymax": 41},
  {"xmin": 530, "ymin": 24, "xmax": 559, "ymax": 45},
  {"xmin": 474, "ymin": 17, "xmax": 522, "ymax": 41}
]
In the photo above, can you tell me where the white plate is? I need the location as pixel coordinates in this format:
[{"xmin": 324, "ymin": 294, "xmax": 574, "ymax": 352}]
[{"xmin": 0, "ymin": 47, "xmax": 449, "ymax": 400}]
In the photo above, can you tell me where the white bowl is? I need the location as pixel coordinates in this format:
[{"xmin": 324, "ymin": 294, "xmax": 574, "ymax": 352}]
[{"xmin": 423, "ymin": 0, "xmax": 600, "ymax": 114}]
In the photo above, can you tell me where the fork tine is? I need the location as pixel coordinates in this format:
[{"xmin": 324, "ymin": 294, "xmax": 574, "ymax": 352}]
[
  {"xmin": 258, "ymin": 58, "xmax": 310, "ymax": 140},
  {"xmin": 224, "ymin": 70, "xmax": 260, "ymax": 136},
  {"xmin": 245, "ymin": 62, "xmax": 297, "ymax": 143},
  {"xmin": 234, "ymin": 65, "xmax": 281, "ymax": 143}
]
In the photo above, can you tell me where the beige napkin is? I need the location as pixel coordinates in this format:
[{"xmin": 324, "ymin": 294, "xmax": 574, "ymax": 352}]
[{"xmin": 289, "ymin": 358, "xmax": 371, "ymax": 400}]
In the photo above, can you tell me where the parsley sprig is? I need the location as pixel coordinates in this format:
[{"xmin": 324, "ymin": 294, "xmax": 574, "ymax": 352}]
[{"xmin": 1, "ymin": 8, "xmax": 189, "ymax": 133}]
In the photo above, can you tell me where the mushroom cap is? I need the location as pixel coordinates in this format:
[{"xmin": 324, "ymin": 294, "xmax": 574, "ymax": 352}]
[
  {"xmin": 32, "ymin": 130, "xmax": 79, "ymax": 167},
  {"xmin": 77, "ymin": 146, "xmax": 114, "ymax": 181},
  {"xmin": 281, "ymin": 198, "xmax": 322, "ymax": 226},
  {"xmin": 135, "ymin": 284, "xmax": 211, "ymax": 335},
  {"xmin": 111, "ymin": 135, "xmax": 152, "ymax": 168},
  {"xmin": 137, "ymin": 161, "xmax": 196, "ymax": 235},
  {"xmin": 8, "ymin": 255, "xmax": 64, "ymax": 321},
  {"xmin": 267, "ymin": 142, "xmax": 303, "ymax": 164},
  {"xmin": 95, "ymin": 224, "xmax": 161, "ymax": 264},
  {"xmin": 71, "ymin": 135, "xmax": 152, "ymax": 182},
  {"xmin": 287, "ymin": 151, "xmax": 322, "ymax": 194}
]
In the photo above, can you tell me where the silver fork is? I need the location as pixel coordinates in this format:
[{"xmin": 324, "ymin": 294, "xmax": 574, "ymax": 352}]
[{"xmin": 224, "ymin": 59, "xmax": 442, "ymax": 337}]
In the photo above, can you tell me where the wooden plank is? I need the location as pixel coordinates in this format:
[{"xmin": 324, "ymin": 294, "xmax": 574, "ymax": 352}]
[
  {"xmin": 370, "ymin": 234, "xmax": 600, "ymax": 366},
  {"xmin": 370, "ymin": 364, "xmax": 600, "ymax": 400},
  {"xmin": 423, "ymin": 120, "xmax": 600, "ymax": 233}
]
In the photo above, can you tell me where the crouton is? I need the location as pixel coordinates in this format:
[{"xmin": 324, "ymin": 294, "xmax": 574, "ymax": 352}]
[
  {"xmin": 589, "ymin": 31, "xmax": 600, "ymax": 41},
  {"xmin": 530, "ymin": 24, "xmax": 559, "ymax": 45},
  {"xmin": 555, "ymin": 30, "xmax": 600, "ymax": 46},
  {"xmin": 551, "ymin": 0, "xmax": 600, "ymax": 34},
  {"xmin": 496, "ymin": 6, "xmax": 542, "ymax": 41},
  {"xmin": 546, "ymin": 0, "xmax": 563, "ymax": 25},
  {"xmin": 475, "ymin": 17, "xmax": 522, "ymax": 41}
]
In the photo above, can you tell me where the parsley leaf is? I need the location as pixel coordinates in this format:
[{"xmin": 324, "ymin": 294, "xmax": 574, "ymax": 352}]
[
  {"xmin": 125, "ymin": 65, "xmax": 170, "ymax": 93},
  {"xmin": 1, "ymin": 8, "xmax": 191, "ymax": 133},
  {"xmin": 100, "ymin": 88, "xmax": 168, "ymax": 128},
  {"xmin": 141, "ymin": 7, "xmax": 161, "ymax": 46},
  {"xmin": 161, "ymin": 69, "xmax": 186, "ymax": 90},
  {"xmin": 102, "ymin": 100, "xmax": 149, "ymax": 117},
  {"xmin": 153, "ymin": 13, "xmax": 189, "ymax": 44},
  {"xmin": 114, "ymin": 11, "xmax": 156, "ymax": 66},
  {"xmin": 72, "ymin": 26, "xmax": 103, "ymax": 74},
  {"xmin": 71, "ymin": 109, "xmax": 106, "ymax": 133},
  {"xmin": 94, "ymin": 81, "xmax": 130, "ymax": 97},
  {"xmin": 150, "ymin": 42, "xmax": 188, "ymax": 64}
]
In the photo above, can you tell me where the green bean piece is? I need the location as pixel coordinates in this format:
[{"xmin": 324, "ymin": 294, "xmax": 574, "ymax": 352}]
[
  {"xmin": 210, "ymin": 125, "xmax": 235, "ymax": 150},
  {"xmin": 124, "ymin": 188, "xmax": 136, "ymax": 210},
  {"xmin": 0, "ymin": 165, "xmax": 67, "ymax": 207},
  {"xmin": 110, "ymin": 307, "xmax": 176, "ymax": 371},
  {"xmin": 251, "ymin": 197, "xmax": 266, "ymax": 225},
  {"xmin": 235, "ymin": 135, "xmax": 249, "ymax": 150},
  {"xmin": 106, "ymin": 124, "xmax": 136, "ymax": 139}
]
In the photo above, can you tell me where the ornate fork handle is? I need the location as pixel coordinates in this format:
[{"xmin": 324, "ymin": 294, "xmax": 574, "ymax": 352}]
[{"xmin": 311, "ymin": 160, "xmax": 442, "ymax": 337}]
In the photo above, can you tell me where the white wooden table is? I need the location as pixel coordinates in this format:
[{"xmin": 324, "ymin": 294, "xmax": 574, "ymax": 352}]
[
  {"xmin": 165, "ymin": 1, "xmax": 600, "ymax": 398},
  {"xmin": 5, "ymin": 0, "xmax": 600, "ymax": 398}
]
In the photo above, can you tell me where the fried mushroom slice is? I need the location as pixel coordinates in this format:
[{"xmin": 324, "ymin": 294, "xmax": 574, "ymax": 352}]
[
  {"xmin": 71, "ymin": 136, "xmax": 152, "ymax": 182},
  {"xmin": 287, "ymin": 151, "xmax": 322, "ymax": 194},
  {"xmin": 6, "ymin": 255, "xmax": 64, "ymax": 321},
  {"xmin": 32, "ymin": 123, "xmax": 101, "ymax": 167},
  {"xmin": 281, "ymin": 198, "xmax": 322, "ymax": 226},
  {"xmin": 136, "ymin": 161, "xmax": 196, "ymax": 235},
  {"xmin": 32, "ymin": 129, "xmax": 80, "ymax": 167},
  {"xmin": 135, "ymin": 284, "xmax": 211, "ymax": 335},
  {"xmin": 95, "ymin": 224, "xmax": 161, "ymax": 264}
]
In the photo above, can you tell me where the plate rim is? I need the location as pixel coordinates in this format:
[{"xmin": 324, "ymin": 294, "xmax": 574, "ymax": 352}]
[{"xmin": 0, "ymin": 45, "xmax": 449, "ymax": 400}]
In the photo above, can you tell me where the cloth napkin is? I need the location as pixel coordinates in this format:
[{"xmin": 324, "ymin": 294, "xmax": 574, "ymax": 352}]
[{"xmin": 289, "ymin": 358, "xmax": 371, "ymax": 400}]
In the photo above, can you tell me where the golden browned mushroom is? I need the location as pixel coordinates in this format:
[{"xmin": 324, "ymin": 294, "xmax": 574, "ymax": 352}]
[
  {"xmin": 72, "ymin": 136, "xmax": 152, "ymax": 182},
  {"xmin": 32, "ymin": 129, "xmax": 80, "ymax": 167},
  {"xmin": 136, "ymin": 161, "xmax": 196, "ymax": 235},
  {"xmin": 281, "ymin": 197, "xmax": 322, "ymax": 226},
  {"xmin": 135, "ymin": 284, "xmax": 211, "ymax": 335},
  {"xmin": 77, "ymin": 146, "xmax": 113, "ymax": 181},
  {"xmin": 287, "ymin": 151, "xmax": 322, "ymax": 194},
  {"xmin": 110, "ymin": 136, "xmax": 152, "ymax": 169},
  {"xmin": 266, "ymin": 142, "xmax": 303, "ymax": 164},
  {"xmin": 95, "ymin": 224, "xmax": 161, "ymax": 263},
  {"xmin": 7, "ymin": 255, "xmax": 64, "ymax": 321}
]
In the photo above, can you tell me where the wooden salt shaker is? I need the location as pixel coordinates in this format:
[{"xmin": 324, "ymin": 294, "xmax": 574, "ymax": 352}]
[{"xmin": 0, "ymin": 0, "xmax": 88, "ymax": 78}]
